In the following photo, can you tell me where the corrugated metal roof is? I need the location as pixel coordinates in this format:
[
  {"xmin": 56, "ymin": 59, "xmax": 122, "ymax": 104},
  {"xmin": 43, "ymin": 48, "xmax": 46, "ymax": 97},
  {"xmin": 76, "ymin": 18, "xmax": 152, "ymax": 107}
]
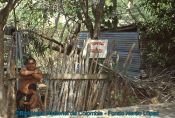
[{"xmin": 78, "ymin": 32, "xmax": 140, "ymax": 78}]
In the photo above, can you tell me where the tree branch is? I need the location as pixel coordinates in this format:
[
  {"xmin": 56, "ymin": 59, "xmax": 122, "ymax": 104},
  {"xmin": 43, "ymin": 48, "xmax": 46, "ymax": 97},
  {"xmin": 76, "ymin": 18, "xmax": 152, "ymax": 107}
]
[
  {"xmin": 59, "ymin": 17, "xmax": 71, "ymax": 42},
  {"xmin": 12, "ymin": 0, "xmax": 21, "ymax": 9},
  {"xmin": 28, "ymin": 30, "xmax": 64, "ymax": 48},
  {"xmin": 93, "ymin": 0, "xmax": 105, "ymax": 39},
  {"xmin": 0, "ymin": 0, "xmax": 21, "ymax": 25},
  {"xmin": 4, "ymin": 0, "xmax": 20, "ymax": 12},
  {"xmin": 65, "ymin": 22, "xmax": 81, "ymax": 43},
  {"xmin": 51, "ymin": 12, "xmax": 60, "ymax": 38},
  {"xmin": 79, "ymin": 0, "xmax": 94, "ymax": 38}
]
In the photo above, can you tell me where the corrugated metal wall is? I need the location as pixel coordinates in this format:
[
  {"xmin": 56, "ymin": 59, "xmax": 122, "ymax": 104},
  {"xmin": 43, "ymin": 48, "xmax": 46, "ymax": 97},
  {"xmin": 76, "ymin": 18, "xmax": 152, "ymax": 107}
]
[{"xmin": 78, "ymin": 32, "xmax": 140, "ymax": 78}]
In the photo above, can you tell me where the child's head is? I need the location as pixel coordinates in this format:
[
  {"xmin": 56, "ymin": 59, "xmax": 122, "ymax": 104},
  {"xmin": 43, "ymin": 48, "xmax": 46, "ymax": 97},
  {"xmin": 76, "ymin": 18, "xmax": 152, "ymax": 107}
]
[
  {"xmin": 25, "ymin": 57, "xmax": 37, "ymax": 71},
  {"xmin": 28, "ymin": 84, "xmax": 37, "ymax": 94}
]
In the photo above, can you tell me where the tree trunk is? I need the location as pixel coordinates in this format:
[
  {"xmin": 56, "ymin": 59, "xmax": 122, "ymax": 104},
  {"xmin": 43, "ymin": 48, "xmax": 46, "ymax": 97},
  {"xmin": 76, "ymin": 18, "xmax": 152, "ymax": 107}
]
[
  {"xmin": 79, "ymin": 0, "xmax": 105, "ymax": 39},
  {"xmin": 93, "ymin": 0, "xmax": 105, "ymax": 39},
  {"xmin": 79, "ymin": 0, "xmax": 94, "ymax": 39},
  {"xmin": 0, "ymin": 9, "xmax": 9, "ymax": 117},
  {"xmin": 0, "ymin": 22, "xmax": 5, "ymax": 117},
  {"xmin": 0, "ymin": 0, "xmax": 20, "ymax": 116},
  {"xmin": 112, "ymin": 0, "xmax": 118, "ymax": 29}
]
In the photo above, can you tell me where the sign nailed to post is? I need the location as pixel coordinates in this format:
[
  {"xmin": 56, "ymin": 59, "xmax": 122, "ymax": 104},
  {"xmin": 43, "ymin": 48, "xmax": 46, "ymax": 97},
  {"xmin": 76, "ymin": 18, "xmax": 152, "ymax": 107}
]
[{"xmin": 83, "ymin": 39, "xmax": 108, "ymax": 58}]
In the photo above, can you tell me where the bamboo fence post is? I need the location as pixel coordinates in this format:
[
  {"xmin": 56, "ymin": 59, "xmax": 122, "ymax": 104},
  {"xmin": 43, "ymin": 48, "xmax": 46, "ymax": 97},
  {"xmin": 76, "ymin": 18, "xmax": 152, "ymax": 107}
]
[
  {"xmin": 85, "ymin": 44, "xmax": 90, "ymax": 74},
  {"xmin": 98, "ymin": 80, "xmax": 109, "ymax": 109},
  {"xmin": 123, "ymin": 43, "xmax": 136, "ymax": 75},
  {"xmin": 52, "ymin": 80, "xmax": 58, "ymax": 111},
  {"xmin": 48, "ymin": 80, "xmax": 54, "ymax": 111},
  {"xmin": 67, "ymin": 80, "xmax": 74, "ymax": 111},
  {"xmin": 57, "ymin": 80, "xmax": 64, "ymax": 111}
]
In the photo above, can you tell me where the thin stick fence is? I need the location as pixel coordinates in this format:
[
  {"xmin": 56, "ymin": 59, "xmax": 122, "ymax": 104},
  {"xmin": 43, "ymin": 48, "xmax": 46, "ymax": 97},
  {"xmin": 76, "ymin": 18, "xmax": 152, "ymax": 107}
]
[
  {"xmin": 4, "ymin": 37, "xmax": 137, "ymax": 117},
  {"xmin": 43, "ymin": 40, "xmax": 136, "ymax": 112},
  {"xmin": 45, "ymin": 40, "xmax": 105, "ymax": 111}
]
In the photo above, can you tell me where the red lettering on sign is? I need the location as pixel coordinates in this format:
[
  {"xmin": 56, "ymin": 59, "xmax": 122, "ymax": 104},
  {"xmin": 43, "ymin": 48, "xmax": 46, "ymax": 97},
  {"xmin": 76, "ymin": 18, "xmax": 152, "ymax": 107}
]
[
  {"xmin": 91, "ymin": 48, "xmax": 103, "ymax": 53},
  {"xmin": 90, "ymin": 42, "xmax": 104, "ymax": 46}
]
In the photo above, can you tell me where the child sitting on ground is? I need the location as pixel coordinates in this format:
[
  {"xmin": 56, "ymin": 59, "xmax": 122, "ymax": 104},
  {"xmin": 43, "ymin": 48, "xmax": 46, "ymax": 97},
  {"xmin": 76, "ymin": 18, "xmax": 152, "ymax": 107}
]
[{"xmin": 23, "ymin": 84, "xmax": 44, "ymax": 112}]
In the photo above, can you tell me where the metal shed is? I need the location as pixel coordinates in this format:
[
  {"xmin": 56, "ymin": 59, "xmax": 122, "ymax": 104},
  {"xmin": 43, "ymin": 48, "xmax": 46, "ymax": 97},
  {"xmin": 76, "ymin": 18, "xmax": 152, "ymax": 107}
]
[{"xmin": 78, "ymin": 32, "xmax": 140, "ymax": 78}]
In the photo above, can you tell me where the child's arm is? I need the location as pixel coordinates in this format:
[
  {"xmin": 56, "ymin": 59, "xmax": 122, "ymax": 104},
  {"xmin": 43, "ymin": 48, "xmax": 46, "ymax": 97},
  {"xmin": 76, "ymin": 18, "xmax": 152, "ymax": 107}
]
[
  {"xmin": 23, "ymin": 95, "xmax": 36, "ymax": 108},
  {"xmin": 30, "ymin": 95, "xmax": 38, "ymax": 109}
]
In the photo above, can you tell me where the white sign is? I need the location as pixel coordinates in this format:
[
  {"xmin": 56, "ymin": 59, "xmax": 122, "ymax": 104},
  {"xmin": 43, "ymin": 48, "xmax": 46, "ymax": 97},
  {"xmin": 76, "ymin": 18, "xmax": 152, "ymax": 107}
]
[{"xmin": 83, "ymin": 39, "xmax": 108, "ymax": 58}]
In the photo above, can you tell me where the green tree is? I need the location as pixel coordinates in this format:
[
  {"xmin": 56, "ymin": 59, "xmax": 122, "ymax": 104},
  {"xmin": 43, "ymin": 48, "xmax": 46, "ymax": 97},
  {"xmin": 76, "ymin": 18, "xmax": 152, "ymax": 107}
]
[{"xmin": 140, "ymin": 0, "xmax": 175, "ymax": 67}]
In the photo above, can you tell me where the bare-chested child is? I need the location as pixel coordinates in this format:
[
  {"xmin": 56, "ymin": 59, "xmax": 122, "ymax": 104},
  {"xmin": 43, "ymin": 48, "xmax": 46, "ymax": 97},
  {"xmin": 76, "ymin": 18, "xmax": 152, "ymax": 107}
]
[
  {"xmin": 16, "ymin": 57, "xmax": 43, "ymax": 111},
  {"xmin": 23, "ymin": 84, "xmax": 44, "ymax": 112}
]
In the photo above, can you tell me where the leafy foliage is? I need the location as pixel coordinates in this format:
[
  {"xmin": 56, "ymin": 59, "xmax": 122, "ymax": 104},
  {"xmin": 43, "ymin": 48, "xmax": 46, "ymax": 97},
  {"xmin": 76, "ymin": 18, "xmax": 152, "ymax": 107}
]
[
  {"xmin": 140, "ymin": 0, "xmax": 175, "ymax": 67},
  {"xmin": 2, "ymin": 0, "xmax": 175, "ymax": 67}
]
